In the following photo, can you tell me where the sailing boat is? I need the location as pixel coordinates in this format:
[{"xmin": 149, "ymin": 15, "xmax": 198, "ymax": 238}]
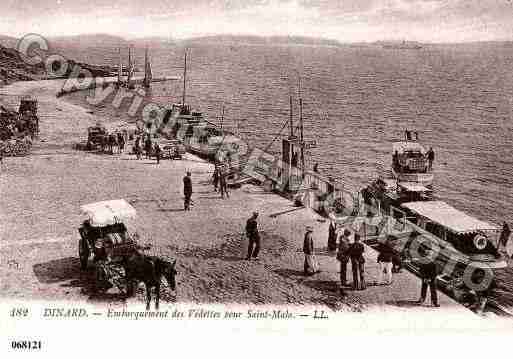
[
  {"xmin": 164, "ymin": 51, "xmax": 235, "ymax": 159},
  {"xmin": 143, "ymin": 47, "xmax": 153, "ymax": 88}
]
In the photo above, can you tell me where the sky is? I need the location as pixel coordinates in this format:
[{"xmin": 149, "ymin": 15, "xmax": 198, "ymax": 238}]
[{"xmin": 1, "ymin": 0, "xmax": 513, "ymax": 42}]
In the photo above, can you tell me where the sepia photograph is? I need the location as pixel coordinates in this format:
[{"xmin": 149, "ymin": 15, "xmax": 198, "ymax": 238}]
[{"xmin": 1, "ymin": 0, "xmax": 513, "ymax": 356}]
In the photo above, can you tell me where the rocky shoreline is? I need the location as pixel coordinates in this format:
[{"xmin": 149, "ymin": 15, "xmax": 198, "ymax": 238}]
[{"xmin": 0, "ymin": 43, "xmax": 116, "ymax": 87}]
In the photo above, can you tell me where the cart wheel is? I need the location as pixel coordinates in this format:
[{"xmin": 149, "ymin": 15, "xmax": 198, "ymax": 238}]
[{"xmin": 79, "ymin": 238, "xmax": 89, "ymax": 270}]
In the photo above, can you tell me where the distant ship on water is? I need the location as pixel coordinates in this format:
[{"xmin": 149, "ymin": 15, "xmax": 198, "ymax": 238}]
[{"xmin": 378, "ymin": 40, "xmax": 423, "ymax": 49}]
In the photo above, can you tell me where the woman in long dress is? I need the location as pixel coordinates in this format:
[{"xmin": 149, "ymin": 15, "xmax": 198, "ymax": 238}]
[{"xmin": 303, "ymin": 226, "xmax": 319, "ymax": 275}]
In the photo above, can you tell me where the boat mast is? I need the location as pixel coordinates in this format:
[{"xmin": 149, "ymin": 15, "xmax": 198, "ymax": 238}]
[
  {"xmin": 117, "ymin": 48, "xmax": 122, "ymax": 84},
  {"xmin": 143, "ymin": 47, "xmax": 148, "ymax": 88},
  {"xmin": 220, "ymin": 105, "xmax": 225, "ymax": 130},
  {"xmin": 298, "ymin": 76, "xmax": 305, "ymax": 173},
  {"xmin": 127, "ymin": 46, "xmax": 132, "ymax": 87},
  {"xmin": 182, "ymin": 50, "xmax": 187, "ymax": 107},
  {"xmin": 289, "ymin": 95, "xmax": 294, "ymax": 138}
]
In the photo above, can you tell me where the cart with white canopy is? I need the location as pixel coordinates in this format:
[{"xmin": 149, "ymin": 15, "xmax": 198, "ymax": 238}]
[{"xmin": 78, "ymin": 199, "xmax": 140, "ymax": 291}]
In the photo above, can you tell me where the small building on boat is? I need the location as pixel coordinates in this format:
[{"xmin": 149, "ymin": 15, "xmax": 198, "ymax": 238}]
[{"xmin": 391, "ymin": 140, "xmax": 434, "ymax": 186}]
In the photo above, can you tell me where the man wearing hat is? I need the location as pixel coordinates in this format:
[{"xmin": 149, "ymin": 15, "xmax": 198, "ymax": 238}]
[
  {"xmin": 246, "ymin": 212, "xmax": 261, "ymax": 260},
  {"xmin": 337, "ymin": 229, "xmax": 351, "ymax": 288},
  {"xmin": 303, "ymin": 226, "xmax": 319, "ymax": 275},
  {"xmin": 416, "ymin": 246, "xmax": 440, "ymax": 307},
  {"xmin": 349, "ymin": 233, "xmax": 366, "ymax": 290},
  {"xmin": 499, "ymin": 222, "xmax": 511, "ymax": 255},
  {"xmin": 183, "ymin": 171, "xmax": 193, "ymax": 211}
]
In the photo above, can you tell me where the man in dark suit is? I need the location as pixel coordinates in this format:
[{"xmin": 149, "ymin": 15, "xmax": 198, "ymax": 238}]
[
  {"xmin": 219, "ymin": 168, "xmax": 229, "ymax": 198},
  {"xmin": 416, "ymin": 247, "xmax": 440, "ymax": 307},
  {"xmin": 427, "ymin": 147, "xmax": 435, "ymax": 171},
  {"xmin": 154, "ymin": 142, "xmax": 161, "ymax": 164},
  {"xmin": 245, "ymin": 212, "xmax": 260, "ymax": 260},
  {"xmin": 183, "ymin": 171, "xmax": 192, "ymax": 211},
  {"xmin": 349, "ymin": 233, "xmax": 366, "ymax": 290}
]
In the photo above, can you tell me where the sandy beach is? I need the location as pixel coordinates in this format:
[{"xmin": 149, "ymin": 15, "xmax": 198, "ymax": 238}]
[{"xmin": 2, "ymin": 79, "xmax": 507, "ymax": 328}]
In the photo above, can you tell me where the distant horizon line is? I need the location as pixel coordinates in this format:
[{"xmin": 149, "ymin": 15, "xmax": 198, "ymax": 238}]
[{"xmin": 2, "ymin": 32, "xmax": 513, "ymax": 45}]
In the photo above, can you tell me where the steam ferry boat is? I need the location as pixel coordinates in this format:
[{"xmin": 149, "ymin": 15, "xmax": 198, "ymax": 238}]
[
  {"xmin": 391, "ymin": 130, "xmax": 434, "ymax": 187},
  {"xmin": 361, "ymin": 131, "xmax": 507, "ymax": 308}
]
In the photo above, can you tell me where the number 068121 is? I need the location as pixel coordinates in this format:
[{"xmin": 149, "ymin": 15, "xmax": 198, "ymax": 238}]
[{"xmin": 11, "ymin": 340, "xmax": 42, "ymax": 350}]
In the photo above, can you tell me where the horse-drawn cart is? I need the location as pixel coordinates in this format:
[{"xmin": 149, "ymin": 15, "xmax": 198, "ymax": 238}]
[
  {"xmin": 78, "ymin": 199, "xmax": 177, "ymax": 309},
  {"xmin": 78, "ymin": 199, "xmax": 139, "ymax": 291},
  {"xmin": 86, "ymin": 124, "xmax": 108, "ymax": 151}
]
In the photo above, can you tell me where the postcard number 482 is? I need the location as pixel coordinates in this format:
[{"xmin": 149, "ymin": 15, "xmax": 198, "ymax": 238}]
[{"xmin": 9, "ymin": 307, "xmax": 29, "ymax": 317}]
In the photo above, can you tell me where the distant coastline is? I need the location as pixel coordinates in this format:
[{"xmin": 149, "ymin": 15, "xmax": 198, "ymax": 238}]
[
  {"xmin": 375, "ymin": 40, "xmax": 423, "ymax": 49},
  {"xmin": 4, "ymin": 33, "xmax": 513, "ymax": 53},
  {"xmin": 180, "ymin": 35, "xmax": 343, "ymax": 47}
]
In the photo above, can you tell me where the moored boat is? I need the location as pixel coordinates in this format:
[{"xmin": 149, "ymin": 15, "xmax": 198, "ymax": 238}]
[
  {"xmin": 391, "ymin": 131, "xmax": 434, "ymax": 187},
  {"xmin": 158, "ymin": 51, "xmax": 243, "ymax": 163},
  {"xmin": 361, "ymin": 177, "xmax": 433, "ymax": 216},
  {"xmin": 400, "ymin": 200, "xmax": 506, "ymax": 269},
  {"xmin": 362, "ymin": 178, "xmax": 506, "ymax": 271}
]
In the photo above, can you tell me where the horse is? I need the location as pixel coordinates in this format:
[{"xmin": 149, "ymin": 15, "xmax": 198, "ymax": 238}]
[
  {"xmin": 124, "ymin": 253, "xmax": 177, "ymax": 310},
  {"xmin": 99, "ymin": 134, "xmax": 107, "ymax": 153}
]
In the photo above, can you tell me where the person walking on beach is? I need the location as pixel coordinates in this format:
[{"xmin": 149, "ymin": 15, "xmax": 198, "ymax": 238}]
[
  {"xmin": 212, "ymin": 164, "xmax": 220, "ymax": 192},
  {"xmin": 337, "ymin": 229, "xmax": 351, "ymax": 289},
  {"xmin": 145, "ymin": 136, "xmax": 152, "ymax": 160},
  {"xmin": 416, "ymin": 247, "xmax": 440, "ymax": 307},
  {"xmin": 134, "ymin": 137, "xmax": 141, "ymax": 160},
  {"xmin": 154, "ymin": 141, "xmax": 161, "ymax": 165},
  {"xmin": 377, "ymin": 238, "xmax": 394, "ymax": 285},
  {"xmin": 427, "ymin": 147, "xmax": 435, "ymax": 171},
  {"xmin": 219, "ymin": 167, "xmax": 229, "ymax": 198},
  {"xmin": 245, "ymin": 212, "xmax": 260, "ymax": 260},
  {"xmin": 499, "ymin": 222, "xmax": 511, "ymax": 254},
  {"xmin": 349, "ymin": 233, "xmax": 366, "ymax": 290},
  {"xmin": 303, "ymin": 226, "xmax": 319, "ymax": 275},
  {"xmin": 183, "ymin": 171, "xmax": 193, "ymax": 211}
]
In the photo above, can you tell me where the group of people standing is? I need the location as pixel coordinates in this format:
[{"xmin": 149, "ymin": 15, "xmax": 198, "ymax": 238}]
[
  {"xmin": 303, "ymin": 225, "xmax": 367, "ymax": 291},
  {"xmin": 314, "ymin": 224, "xmax": 440, "ymax": 305},
  {"xmin": 115, "ymin": 132, "xmax": 126, "ymax": 154},
  {"xmin": 321, "ymin": 224, "xmax": 369, "ymax": 289},
  {"xmin": 133, "ymin": 135, "xmax": 162, "ymax": 163},
  {"xmin": 240, "ymin": 208, "xmax": 511, "ymax": 310},
  {"xmin": 335, "ymin": 229, "xmax": 366, "ymax": 291},
  {"xmin": 180, "ymin": 162, "xmax": 232, "ymax": 212},
  {"xmin": 101, "ymin": 131, "xmax": 127, "ymax": 155}
]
